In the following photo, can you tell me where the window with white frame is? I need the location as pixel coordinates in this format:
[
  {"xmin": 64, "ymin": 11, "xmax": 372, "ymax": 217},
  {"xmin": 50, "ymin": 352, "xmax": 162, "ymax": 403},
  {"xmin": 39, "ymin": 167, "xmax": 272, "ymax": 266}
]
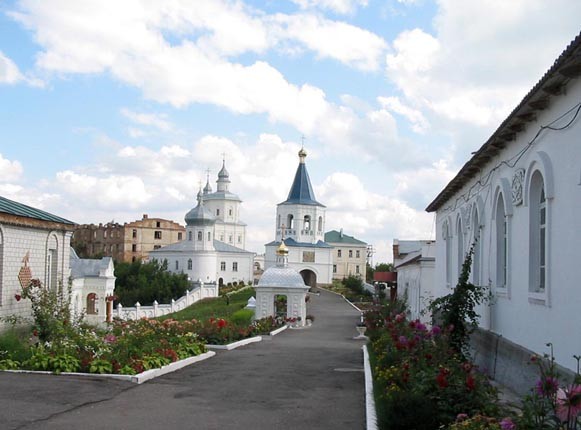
[
  {"xmin": 444, "ymin": 221, "xmax": 452, "ymax": 288},
  {"xmin": 220, "ymin": 261, "xmax": 226, "ymax": 271},
  {"xmin": 495, "ymin": 193, "xmax": 508, "ymax": 289},
  {"xmin": 197, "ymin": 231, "xmax": 202, "ymax": 241},
  {"xmin": 188, "ymin": 259, "xmax": 192, "ymax": 270},
  {"xmin": 457, "ymin": 216, "xmax": 464, "ymax": 277},
  {"xmin": 472, "ymin": 208, "xmax": 481, "ymax": 286},
  {"xmin": 232, "ymin": 262, "xmax": 238, "ymax": 272},
  {"xmin": 529, "ymin": 171, "xmax": 547, "ymax": 293}
]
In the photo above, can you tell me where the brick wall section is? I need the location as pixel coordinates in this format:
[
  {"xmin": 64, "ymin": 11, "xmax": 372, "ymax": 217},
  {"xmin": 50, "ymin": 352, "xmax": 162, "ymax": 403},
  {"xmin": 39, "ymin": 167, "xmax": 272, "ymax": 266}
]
[{"xmin": 0, "ymin": 218, "xmax": 73, "ymax": 326}]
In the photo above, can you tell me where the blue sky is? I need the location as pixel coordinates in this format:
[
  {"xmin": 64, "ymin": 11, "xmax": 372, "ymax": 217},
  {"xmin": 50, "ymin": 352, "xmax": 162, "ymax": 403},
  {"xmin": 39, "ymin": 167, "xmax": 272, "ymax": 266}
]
[{"xmin": 1, "ymin": 0, "xmax": 580, "ymax": 263}]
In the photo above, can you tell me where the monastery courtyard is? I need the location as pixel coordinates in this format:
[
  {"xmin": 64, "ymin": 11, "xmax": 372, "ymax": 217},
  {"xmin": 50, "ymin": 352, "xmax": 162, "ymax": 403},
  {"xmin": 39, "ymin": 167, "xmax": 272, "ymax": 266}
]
[{"xmin": 0, "ymin": 289, "xmax": 366, "ymax": 430}]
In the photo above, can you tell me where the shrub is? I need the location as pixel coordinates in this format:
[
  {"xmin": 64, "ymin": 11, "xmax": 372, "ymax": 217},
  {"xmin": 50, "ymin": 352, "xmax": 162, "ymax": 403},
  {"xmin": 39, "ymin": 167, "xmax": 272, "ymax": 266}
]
[{"xmin": 230, "ymin": 309, "xmax": 254, "ymax": 326}]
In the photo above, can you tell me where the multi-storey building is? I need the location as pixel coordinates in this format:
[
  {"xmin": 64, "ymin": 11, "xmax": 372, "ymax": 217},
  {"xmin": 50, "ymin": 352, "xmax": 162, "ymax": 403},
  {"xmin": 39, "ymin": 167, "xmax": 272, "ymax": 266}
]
[
  {"xmin": 324, "ymin": 229, "xmax": 367, "ymax": 280},
  {"xmin": 265, "ymin": 148, "xmax": 333, "ymax": 287},
  {"xmin": 72, "ymin": 214, "xmax": 185, "ymax": 263}
]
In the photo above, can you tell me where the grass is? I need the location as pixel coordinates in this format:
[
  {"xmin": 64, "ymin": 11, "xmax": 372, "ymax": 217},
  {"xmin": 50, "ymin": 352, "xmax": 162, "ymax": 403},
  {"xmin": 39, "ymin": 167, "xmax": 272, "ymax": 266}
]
[{"xmin": 160, "ymin": 288, "xmax": 256, "ymax": 322}]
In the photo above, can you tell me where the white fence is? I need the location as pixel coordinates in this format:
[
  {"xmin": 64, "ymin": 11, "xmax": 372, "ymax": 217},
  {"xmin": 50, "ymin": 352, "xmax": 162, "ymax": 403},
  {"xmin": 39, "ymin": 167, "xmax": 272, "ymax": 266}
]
[{"xmin": 115, "ymin": 281, "xmax": 218, "ymax": 320}]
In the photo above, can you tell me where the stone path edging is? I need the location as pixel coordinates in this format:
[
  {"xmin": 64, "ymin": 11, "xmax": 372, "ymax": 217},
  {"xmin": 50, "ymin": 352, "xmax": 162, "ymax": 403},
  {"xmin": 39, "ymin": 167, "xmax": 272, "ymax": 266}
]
[
  {"xmin": 206, "ymin": 335, "xmax": 262, "ymax": 350},
  {"xmin": 363, "ymin": 345, "xmax": 378, "ymax": 430},
  {"xmin": 0, "ymin": 350, "xmax": 216, "ymax": 384},
  {"xmin": 269, "ymin": 325, "xmax": 288, "ymax": 336}
]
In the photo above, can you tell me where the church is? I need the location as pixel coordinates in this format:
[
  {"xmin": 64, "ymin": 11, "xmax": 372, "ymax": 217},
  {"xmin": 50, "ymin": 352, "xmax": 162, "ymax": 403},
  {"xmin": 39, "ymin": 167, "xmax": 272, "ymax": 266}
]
[
  {"xmin": 264, "ymin": 148, "xmax": 333, "ymax": 287},
  {"xmin": 148, "ymin": 160, "xmax": 253, "ymax": 287}
]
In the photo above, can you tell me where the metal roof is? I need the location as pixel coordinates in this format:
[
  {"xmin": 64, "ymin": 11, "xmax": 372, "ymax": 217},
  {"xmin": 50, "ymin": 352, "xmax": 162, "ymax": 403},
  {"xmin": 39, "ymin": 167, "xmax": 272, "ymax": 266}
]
[
  {"xmin": 324, "ymin": 230, "xmax": 367, "ymax": 245},
  {"xmin": 279, "ymin": 159, "xmax": 324, "ymax": 207},
  {"xmin": 265, "ymin": 238, "xmax": 333, "ymax": 249},
  {"xmin": 0, "ymin": 195, "xmax": 74, "ymax": 225},
  {"xmin": 426, "ymin": 31, "xmax": 581, "ymax": 212}
]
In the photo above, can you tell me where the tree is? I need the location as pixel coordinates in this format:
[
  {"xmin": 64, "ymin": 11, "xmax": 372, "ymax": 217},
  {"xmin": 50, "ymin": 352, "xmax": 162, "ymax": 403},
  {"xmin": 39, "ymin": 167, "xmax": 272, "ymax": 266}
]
[
  {"xmin": 375, "ymin": 262, "xmax": 394, "ymax": 272},
  {"xmin": 114, "ymin": 260, "xmax": 189, "ymax": 306}
]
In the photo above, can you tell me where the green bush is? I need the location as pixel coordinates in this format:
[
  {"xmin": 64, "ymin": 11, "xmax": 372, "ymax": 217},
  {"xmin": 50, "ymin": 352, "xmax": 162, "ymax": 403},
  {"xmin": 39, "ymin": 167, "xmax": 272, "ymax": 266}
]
[
  {"xmin": 0, "ymin": 328, "xmax": 31, "ymax": 363},
  {"xmin": 230, "ymin": 309, "xmax": 254, "ymax": 326}
]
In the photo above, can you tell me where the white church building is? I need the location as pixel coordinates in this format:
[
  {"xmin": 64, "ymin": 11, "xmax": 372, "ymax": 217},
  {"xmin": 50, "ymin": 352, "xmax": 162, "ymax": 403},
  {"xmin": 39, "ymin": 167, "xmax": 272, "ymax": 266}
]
[
  {"xmin": 264, "ymin": 149, "xmax": 333, "ymax": 287},
  {"xmin": 426, "ymin": 31, "xmax": 581, "ymax": 386},
  {"xmin": 149, "ymin": 160, "xmax": 253, "ymax": 287}
]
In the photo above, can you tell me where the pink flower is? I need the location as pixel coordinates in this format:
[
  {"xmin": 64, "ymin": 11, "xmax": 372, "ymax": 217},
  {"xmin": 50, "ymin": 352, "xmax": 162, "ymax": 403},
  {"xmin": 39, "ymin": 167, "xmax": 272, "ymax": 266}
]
[
  {"xmin": 535, "ymin": 377, "xmax": 559, "ymax": 397},
  {"xmin": 499, "ymin": 418, "xmax": 516, "ymax": 430},
  {"xmin": 431, "ymin": 325, "xmax": 441, "ymax": 336},
  {"xmin": 556, "ymin": 385, "xmax": 581, "ymax": 422},
  {"xmin": 456, "ymin": 413, "xmax": 468, "ymax": 422}
]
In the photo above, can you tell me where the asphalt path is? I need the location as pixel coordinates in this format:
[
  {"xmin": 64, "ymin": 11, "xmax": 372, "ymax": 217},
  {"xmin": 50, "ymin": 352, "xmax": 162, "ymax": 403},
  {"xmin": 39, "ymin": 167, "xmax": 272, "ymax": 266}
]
[{"xmin": 0, "ymin": 288, "xmax": 366, "ymax": 430}]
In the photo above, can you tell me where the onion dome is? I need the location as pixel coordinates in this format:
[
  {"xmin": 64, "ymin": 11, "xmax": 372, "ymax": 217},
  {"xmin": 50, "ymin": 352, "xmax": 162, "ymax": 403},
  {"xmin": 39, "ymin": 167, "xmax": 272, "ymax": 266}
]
[
  {"xmin": 258, "ymin": 264, "xmax": 306, "ymax": 289},
  {"xmin": 218, "ymin": 159, "xmax": 229, "ymax": 179},
  {"xmin": 185, "ymin": 190, "xmax": 216, "ymax": 226}
]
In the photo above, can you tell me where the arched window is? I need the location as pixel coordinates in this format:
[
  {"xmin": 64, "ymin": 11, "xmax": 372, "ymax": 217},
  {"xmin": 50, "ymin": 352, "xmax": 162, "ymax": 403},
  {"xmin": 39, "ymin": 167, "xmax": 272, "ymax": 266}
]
[
  {"xmin": 86, "ymin": 293, "xmax": 97, "ymax": 315},
  {"xmin": 529, "ymin": 171, "xmax": 547, "ymax": 293},
  {"xmin": 472, "ymin": 208, "xmax": 481, "ymax": 286},
  {"xmin": 456, "ymin": 216, "xmax": 464, "ymax": 277},
  {"xmin": 287, "ymin": 214, "xmax": 294, "ymax": 229},
  {"xmin": 189, "ymin": 231, "xmax": 193, "ymax": 241},
  {"xmin": 46, "ymin": 234, "xmax": 58, "ymax": 291},
  {"xmin": 304, "ymin": 215, "xmax": 311, "ymax": 231},
  {"xmin": 197, "ymin": 231, "xmax": 202, "ymax": 241},
  {"xmin": 318, "ymin": 216, "xmax": 323, "ymax": 232},
  {"xmin": 175, "ymin": 260, "xmax": 179, "ymax": 270},
  {"xmin": 443, "ymin": 221, "xmax": 452, "ymax": 288},
  {"xmin": 188, "ymin": 259, "xmax": 193, "ymax": 270},
  {"xmin": 277, "ymin": 214, "xmax": 281, "ymax": 228},
  {"xmin": 207, "ymin": 231, "xmax": 211, "ymax": 241},
  {"xmin": 496, "ymin": 193, "xmax": 508, "ymax": 289}
]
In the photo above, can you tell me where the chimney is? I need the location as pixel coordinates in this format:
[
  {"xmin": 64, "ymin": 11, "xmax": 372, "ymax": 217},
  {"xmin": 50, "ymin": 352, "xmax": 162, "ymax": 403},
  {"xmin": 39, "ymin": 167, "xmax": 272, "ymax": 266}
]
[
  {"xmin": 143, "ymin": 214, "xmax": 148, "ymax": 219},
  {"xmin": 392, "ymin": 239, "xmax": 399, "ymax": 260}
]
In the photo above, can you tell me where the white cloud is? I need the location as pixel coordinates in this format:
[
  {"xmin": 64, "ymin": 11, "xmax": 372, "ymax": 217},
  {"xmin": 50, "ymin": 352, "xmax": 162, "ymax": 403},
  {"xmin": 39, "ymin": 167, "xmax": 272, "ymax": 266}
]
[
  {"xmin": 121, "ymin": 108, "xmax": 173, "ymax": 131},
  {"xmin": 0, "ymin": 51, "xmax": 23, "ymax": 84},
  {"xmin": 272, "ymin": 13, "xmax": 387, "ymax": 71},
  {"xmin": 290, "ymin": 0, "xmax": 368, "ymax": 14},
  {"xmin": 0, "ymin": 153, "xmax": 24, "ymax": 181},
  {"xmin": 386, "ymin": 1, "xmax": 581, "ymax": 129},
  {"xmin": 378, "ymin": 96, "xmax": 429, "ymax": 133}
]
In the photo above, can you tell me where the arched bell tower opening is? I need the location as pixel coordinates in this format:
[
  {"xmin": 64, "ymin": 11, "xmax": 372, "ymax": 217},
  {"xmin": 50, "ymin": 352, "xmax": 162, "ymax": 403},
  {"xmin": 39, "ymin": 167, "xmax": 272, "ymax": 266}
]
[{"xmin": 300, "ymin": 269, "xmax": 317, "ymax": 288}]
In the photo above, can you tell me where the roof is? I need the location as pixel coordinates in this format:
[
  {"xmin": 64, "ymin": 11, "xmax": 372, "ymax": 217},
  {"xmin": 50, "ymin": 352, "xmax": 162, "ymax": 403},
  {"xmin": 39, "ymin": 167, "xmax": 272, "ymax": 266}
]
[
  {"xmin": 70, "ymin": 248, "xmax": 114, "ymax": 278},
  {"xmin": 149, "ymin": 239, "xmax": 252, "ymax": 254},
  {"xmin": 426, "ymin": 31, "xmax": 581, "ymax": 212},
  {"xmin": 279, "ymin": 155, "xmax": 324, "ymax": 207},
  {"xmin": 258, "ymin": 266, "xmax": 307, "ymax": 289},
  {"xmin": 265, "ymin": 238, "xmax": 333, "ymax": 249},
  {"xmin": 324, "ymin": 230, "xmax": 367, "ymax": 246},
  {"xmin": 184, "ymin": 200, "xmax": 216, "ymax": 226},
  {"xmin": 0, "ymin": 195, "xmax": 74, "ymax": 225},
  {"xmin": 202, "ymin": 191, "xmax": 241, "ymax": 202}
]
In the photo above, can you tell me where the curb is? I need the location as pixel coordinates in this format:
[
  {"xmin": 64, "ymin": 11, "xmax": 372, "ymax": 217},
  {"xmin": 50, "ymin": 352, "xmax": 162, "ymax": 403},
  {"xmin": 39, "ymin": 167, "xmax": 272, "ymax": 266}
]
[
  {"xmin": 362, "ymin": 345, "xmax": 378, "ymax": 430},
  {"xmin": 1, "ymin": 350, "xmax": 216, "ymax": 384},
  {"xmin": 206, "ymin": 336, "xmax": 262, "ymax": 350},
  {"xmin": 269, "ymin": 325, "xmax": 288, "ymax": 336}
]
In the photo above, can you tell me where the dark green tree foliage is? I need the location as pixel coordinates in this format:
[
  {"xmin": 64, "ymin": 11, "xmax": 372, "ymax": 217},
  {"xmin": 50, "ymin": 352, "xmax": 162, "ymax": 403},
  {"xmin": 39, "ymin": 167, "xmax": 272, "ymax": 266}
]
[
  {"xmin": 374, "ymin": 262, "xmax": 394, "ymax": 272},
  {"xmin": 429, "ymin": 243, "xmax": 488, "ymax": 357},
  {"xmin": 114, "ymin": 260, "xmax": 189, "ymax": 306}
]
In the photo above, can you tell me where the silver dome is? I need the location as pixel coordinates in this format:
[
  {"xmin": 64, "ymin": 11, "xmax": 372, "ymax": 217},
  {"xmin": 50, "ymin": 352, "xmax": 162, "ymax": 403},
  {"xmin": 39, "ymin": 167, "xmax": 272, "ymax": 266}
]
[{"xmin": 258, "ymin": 266, "xmax": 306, "ymax": 288}]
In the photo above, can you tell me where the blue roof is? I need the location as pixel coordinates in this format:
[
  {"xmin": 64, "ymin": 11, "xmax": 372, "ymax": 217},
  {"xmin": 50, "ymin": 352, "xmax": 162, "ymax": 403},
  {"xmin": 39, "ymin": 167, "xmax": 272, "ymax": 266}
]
[
  {"xmin": 280, "ymin": 161, "xmax": 324, "ymax": 207},
  {"xmin": 265, "ymin": 238, "xmax": 333, "ymax": 249},
  {"xmin": 0, "ymin": 195, "xmax": 74, "ymax": 225}
]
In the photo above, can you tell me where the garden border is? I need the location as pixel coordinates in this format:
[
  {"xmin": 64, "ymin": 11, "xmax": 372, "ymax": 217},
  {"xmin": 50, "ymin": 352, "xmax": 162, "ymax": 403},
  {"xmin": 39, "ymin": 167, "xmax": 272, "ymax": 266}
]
[
  {"xmin": 362, "ymin": 345, "xmax": 378, "ymax": 430},
  {"xmin": 269, "ymin": 325, "xmax": 288, "ymax": 336},
  {"xmin": 206, "ymin": 335, "xmax": 262, "ymax": 350},
  {"xmin": 0, "ymin": 350, "xmax": 216, "ymax": 384}
]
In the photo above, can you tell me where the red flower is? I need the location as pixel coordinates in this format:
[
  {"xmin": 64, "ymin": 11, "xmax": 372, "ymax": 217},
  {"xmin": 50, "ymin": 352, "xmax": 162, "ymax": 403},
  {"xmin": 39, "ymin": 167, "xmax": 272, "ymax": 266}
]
[
  {"xmin": 14, "ymin": 294, "xmax": 21, "ymax": 301},
  {"xmin": 217, "ymin": 319, "xmax": 227, "ymax": 328},
  {"xmin": 32, "ymin": 329, "xmax": 38, "ymax": 337},
  {"xmin": 436, "ymin": 372, "xmax": 448, "ymax": 388},
  {"xmin": 466, "ymin": 374, "xmax": 476, "ymax": 391}
]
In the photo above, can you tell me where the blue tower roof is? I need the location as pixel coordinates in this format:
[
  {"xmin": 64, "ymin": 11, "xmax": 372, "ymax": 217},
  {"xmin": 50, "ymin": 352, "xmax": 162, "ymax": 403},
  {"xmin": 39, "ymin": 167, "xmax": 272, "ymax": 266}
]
[{"xmin": 280, "ymin": 149, "xmax": 325, "ymax": 207}]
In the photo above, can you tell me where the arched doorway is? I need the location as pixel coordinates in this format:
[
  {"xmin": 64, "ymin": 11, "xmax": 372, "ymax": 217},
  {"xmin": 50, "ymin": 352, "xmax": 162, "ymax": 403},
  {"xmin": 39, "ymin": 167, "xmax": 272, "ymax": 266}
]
[
  {"xmin": 300, "ymin": 269, "xmax": 317, "ymax": 288},
  {"xmin": 218, "ymin": 277, "xmax": 224, "ymax": 288}
]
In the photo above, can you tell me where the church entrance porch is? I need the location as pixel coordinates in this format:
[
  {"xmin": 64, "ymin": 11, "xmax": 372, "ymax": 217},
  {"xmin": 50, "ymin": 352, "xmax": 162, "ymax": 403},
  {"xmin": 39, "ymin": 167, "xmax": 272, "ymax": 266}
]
[{"xmin": 300, "ymin": 269, "xmax": 317, "ymax": 288}]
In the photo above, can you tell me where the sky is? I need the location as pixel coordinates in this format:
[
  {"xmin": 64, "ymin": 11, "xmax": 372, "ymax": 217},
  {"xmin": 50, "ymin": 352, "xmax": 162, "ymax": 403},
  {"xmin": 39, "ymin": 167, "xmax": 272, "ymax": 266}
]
[{"xmin": 0, "ymin": 0, "xmax": 580, "ymax": 264}]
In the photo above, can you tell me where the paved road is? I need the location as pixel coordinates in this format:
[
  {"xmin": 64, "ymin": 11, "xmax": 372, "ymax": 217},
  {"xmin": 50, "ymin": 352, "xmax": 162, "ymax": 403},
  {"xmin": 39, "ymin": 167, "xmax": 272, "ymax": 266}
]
[{"xmin": 0, "ymin": 289, "xmax": 366, "ymax": 430}]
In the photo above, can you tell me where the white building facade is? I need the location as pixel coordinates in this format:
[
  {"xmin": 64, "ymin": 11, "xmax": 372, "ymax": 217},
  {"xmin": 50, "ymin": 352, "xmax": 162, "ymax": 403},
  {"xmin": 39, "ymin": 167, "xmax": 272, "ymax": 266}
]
[
  {"xmin": 427, "ymin": 32, "xmax": 581, "ymax": 374},
  {"xmin": 149, "ymin": 161, "xmax": 253, "ymax": 287},
  {"xmin": 265, "ymin": 149, "xmax": 333, "ymax": 287},
  {"xmin": 0, "ymin": 196, "xmax": 115, "ymax": 328},
  {"xmin": 393, "ymin": 239, "xmax": 435, "ymax": 323}
]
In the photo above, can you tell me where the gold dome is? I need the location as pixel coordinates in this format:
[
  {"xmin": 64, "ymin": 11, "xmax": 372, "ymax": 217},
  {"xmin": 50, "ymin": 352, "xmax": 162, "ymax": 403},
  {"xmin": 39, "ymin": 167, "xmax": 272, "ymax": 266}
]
[{"xmin": 276, "ymin": 241, "xmax": 289, "ymax": 255}]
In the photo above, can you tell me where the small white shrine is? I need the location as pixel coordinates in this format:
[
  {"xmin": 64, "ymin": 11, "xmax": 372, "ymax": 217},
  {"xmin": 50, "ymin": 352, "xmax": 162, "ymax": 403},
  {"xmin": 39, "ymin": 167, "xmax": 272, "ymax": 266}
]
[{"xmin": 255, "ymin": 242, "xmax": 309, "ymax": 326}]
